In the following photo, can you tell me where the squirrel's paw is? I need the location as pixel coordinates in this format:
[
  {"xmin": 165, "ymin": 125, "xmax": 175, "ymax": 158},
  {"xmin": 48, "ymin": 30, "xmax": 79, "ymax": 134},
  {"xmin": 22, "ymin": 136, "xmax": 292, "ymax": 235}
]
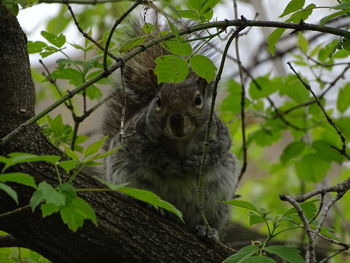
[{"xmin": 195, "ymin": 225, "xmax": 219, "ymax": 242}]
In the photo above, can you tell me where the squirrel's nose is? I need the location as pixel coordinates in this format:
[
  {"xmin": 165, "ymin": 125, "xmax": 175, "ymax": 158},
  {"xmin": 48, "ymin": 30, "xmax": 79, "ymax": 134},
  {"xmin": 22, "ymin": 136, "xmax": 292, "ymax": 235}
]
[{"xmin": 169, "ymin": 113, "xmax": 185, "ymax": 137}]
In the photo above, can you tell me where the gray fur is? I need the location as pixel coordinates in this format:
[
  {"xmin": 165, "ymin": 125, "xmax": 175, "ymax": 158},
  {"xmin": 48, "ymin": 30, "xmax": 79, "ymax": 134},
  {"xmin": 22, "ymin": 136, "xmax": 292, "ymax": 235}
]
[{"xmin": 103, "ymin": 22, "xmax": 238, "ymax": 235}]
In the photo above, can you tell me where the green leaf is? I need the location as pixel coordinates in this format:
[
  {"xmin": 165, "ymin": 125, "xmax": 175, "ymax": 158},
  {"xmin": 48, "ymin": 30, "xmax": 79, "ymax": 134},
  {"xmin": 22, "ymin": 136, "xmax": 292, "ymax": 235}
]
[
  {"xmin": 119, "ymin": 36, "xmax": 146, "ymax": 53},
  {"xmin": 161, "ymin": 36, "xmax": 192, "ymax": 56},
  {"xmin": 284, "ymin": 200, "xmax": 317, "ymax": 221},
  {"xmin": 242, "ymin": 256, "xmax": 277, "ymax": 263},
  {"xmin": 60, "ymin": 197, "xmax": 97, "ymax": 232},
  {"xmin": 249, "ymin": 128, "xmax": 282, "ymax": 147},
  {"xmin": 332, "ymin": 2, "xmax": 350, "ymax": 10},
  {"xmin": 64, "ymin": 147, "xmax": 80, "ymax": 161},
  {"xmin": 41, "ymin": 203, "xmax": 60, "ymax": 217},
  {"xmin": 0, "ymin": 173, "xmax": 36, "ymax": 188},
  {"xmin": 84, "ymin": 137, "xmax": 108, "ymax": 157},
  {"xmin": 221, "ymin": 80, "xmax": 245, "ymax": 115},
  {"xmin": 249, "ymin": 214, "xmax": 265, "ymax": 226},
  {"xmin": 337, "ymin": 83, "xmax": 350, "ymax": 114},
  {"xmin": 1, "ymin": 153, "xmax": 60, "ymax": 172},
  {"xmin": 30, "ymin": 182, "xmax": 66, "ymax": 211},
  {"xmin": 0, "ymin": 183, "xmax": 18, "ymax": 204},
  {"xmin": 264, "ymin": 246, "xmax": 304, "ymax": 263},
  {"xmin": 223, "ymin": 200, "xmax": 258, "ymax": 212},
  {"xmin": 312, "ymin": 140, "xmax": 344, "ymax": 163},
  {"xmin": 295, "ymin": 153, "xmax": 331, "ymax": 182},
  {"xmin": 267, "ymin": 28, "xmax": 285, "ymax": 55},
  {"xmin": 249, "ymin": 75, "xmax": 278, "ymax": 99},
  {"xmin": 189, "ymin": 55, "xmax": 217, "ymax": 83},
  {"xmin": 154, "ymin": 55, "xmax": 189, "ymax": 83},
  {"xmin": 86, "ymin": 145, "xmax": 122, "ymax": 162},
  {"xmin": 52, "ymin": 68, "xmax": 83, "ymax": 86},
  {"xmin": 280, "ymin": 0, "xmax": 305, "ymax": 17},
  {"xmin": 179, "ymin": 10, "xmax": 199, "ymax": 19},
  {"xmin": 222, "ymin": 245, "xmax": 259, "ymax": 263},
  {"xmin": 41, "ymin": 31, "xmax": 66, "ymax": 48},
  {"xmin": 57, "ymin": 160, "xmax": 79, "ymax": 173},
  {"xmin": 320, "ymin": 10, "xmax": 349, "ymax": 25},
  {"xmin": 143, "ymin": 23, "xmax": 155, "ymax": 34},
  {"xmin": 280, "ymin": 141, "xmax": 306, "ymax": 164},
  {"xmin": 27, "ymin": 41, "xmax": 48, "ymax": 54},
  {"xmin": 98, "ymin": 179, "xmax": 183, "ymax": 222},
  {"xmin": 288, "ymin": 4, "xmax": 315, "ymax": 23},
  {"xmin": 298, "ymin": 32, "xmax": 308, "ymax": 53}
]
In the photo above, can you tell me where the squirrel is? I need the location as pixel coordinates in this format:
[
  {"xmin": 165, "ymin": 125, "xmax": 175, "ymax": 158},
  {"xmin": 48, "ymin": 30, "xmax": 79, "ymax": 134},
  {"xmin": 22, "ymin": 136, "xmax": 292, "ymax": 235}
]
[{"xmin": 103, "ymin": 20, "xmax": 239, "ymax": 239}]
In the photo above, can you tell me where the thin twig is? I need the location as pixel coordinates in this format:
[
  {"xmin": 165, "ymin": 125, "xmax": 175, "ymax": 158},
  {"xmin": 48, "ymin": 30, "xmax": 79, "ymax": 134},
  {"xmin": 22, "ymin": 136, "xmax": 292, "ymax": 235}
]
[
  {"xmin": 232, "ymin": 1, "xmax": 248, "ymax": 184},
  {"xmin": 287, "ymin": 62, "xmax": 349, "ymax": 160},
  {"xmin": 103, "ymin": 0, "xmax": 144, "ymax": 72},
  {"xmin": 280, "ymin": 194, "xmax": 316, "ymax": 263},
  {"xmin": 65, "ymin": 2, "xmax": 118, "ymax": 61},
  {"xmin": 2, "ymin": 19, "xmax": 349, "ymax": 145},
  {"xmin": 277, "ymin": 65, "xmax": 350, "ymax": 117},
  {"xmin": 197, "ymin": 25, "xmax": 246, "ymax": 231}
]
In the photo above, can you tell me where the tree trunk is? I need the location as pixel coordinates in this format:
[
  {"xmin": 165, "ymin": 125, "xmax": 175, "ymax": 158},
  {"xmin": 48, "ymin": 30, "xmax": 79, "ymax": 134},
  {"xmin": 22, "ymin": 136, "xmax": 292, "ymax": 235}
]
[{"xmin": 0, "ymin": 5, "xmax": 235, "ymax": 263}]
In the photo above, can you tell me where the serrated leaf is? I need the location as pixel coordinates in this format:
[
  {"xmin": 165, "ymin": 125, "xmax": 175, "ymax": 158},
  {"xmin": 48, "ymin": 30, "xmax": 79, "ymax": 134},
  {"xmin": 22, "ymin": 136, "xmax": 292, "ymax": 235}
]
[
  {"xmin": 60, "ymin": 197, "xmax": 97, "ymax": 232},
  {"xmin": 222, "ymin": 245, "xmax": 259, "ymax": 263},
  {"xmin": 0, "ymin": 183, "xmax": 18, "ymax": 204},
  {"xmin": 189, "ymin": 55, "xmax": 216, "ymax": 83},
  {"xmin": 280, "ymin": 0, "xmax": 305, "ymax": 17},
  {"xmin": 30, "ymin": 182, "xmax": 66, "ymax": 212},
  {"xmin": 264, "ymin": 246, "xmax": 304, "ymax": 263},
  {"xmin": 337, "ymin": 83, "xmax": 350, "ymax": 114},
  {"xmin": 41, "ymin": 203, "xmax": 60, "ymax": 217},
  {"xmin": 86, "ymin": 145, "xmax": 122, "ymax": 162},
  {"xmin": 223, "ymin": 200, "xmax": 258, "ymax": 212},
  {"xmin": 267, "ymin": 28, "xmax": 285, "ymax": 55},
  {"xmin": 41, "ymin": 31, "xmax": 66, "ymax": 48},
  {"xmin": 161, "ymin": 37, "xmax": 192, "ymax": 56},
  {"xmin": 154, "ymin": 55, "xmax": 188, "ymax": 83},
  {"xmin": 0, "ymin": 173, "xmax": 36, "ymax": 188},
  {"xmin": 280, "ymin": 141, "xmax": 306, "ymax": 164},
  {"xmin": 84, "ymin": 137, "xmax": 108, "ymax": 157},
  {"xmin": 242, "ymin": 256, "xmax": 277, "ymax": 263}
]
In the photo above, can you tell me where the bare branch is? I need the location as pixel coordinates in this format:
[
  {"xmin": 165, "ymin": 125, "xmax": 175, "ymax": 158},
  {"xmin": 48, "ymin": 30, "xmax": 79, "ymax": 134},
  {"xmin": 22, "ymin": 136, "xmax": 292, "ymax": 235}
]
[{"xmin": 287, "ymin": 62, "xmax": 349, "ymax": 160}]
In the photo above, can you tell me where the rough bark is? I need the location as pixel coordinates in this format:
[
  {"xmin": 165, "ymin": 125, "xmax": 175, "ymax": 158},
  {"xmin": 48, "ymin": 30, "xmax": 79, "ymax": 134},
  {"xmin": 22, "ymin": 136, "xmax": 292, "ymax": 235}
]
[{"xmin": 0, "ymin": 5, "xmax": 240, "ymax": 263}]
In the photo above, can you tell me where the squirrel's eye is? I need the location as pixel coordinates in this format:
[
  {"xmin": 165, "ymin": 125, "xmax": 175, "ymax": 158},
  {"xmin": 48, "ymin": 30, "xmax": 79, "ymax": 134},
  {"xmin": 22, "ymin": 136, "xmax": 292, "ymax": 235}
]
[
  {"xmin": 156, "ymin": 96, "xmax": 162, "ymax": 111},
  {"xmin": 194, "ymin": 94, "xmax": 203, "ymax": 109}
]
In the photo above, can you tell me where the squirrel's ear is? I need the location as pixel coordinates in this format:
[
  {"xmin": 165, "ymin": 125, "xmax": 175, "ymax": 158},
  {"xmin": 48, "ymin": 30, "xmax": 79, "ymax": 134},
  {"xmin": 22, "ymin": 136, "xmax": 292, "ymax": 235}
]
[
  {"xmin": 148, "ymin": 69, "xmax": 158, "ymax": 87},
  {"xmin": 197, "ymin": 77, "xmax": 212, "ymax": 97},
  {"xmin": 148, "ymin": 69, "xmax": 160, "ymax": 95}
]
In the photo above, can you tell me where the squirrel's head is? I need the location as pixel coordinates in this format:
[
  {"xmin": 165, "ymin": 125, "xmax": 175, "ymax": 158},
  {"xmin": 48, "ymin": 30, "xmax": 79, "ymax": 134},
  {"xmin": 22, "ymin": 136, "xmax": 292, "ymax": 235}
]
[{"xmin": 146, "ymin": 77, "xmax": 212, "ymax": 140}]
